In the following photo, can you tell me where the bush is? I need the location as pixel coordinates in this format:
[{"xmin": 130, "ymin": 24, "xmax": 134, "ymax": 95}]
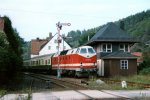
[{"xmin": 140, "ymin": 67, "xmax": 150, "ymax": 75}]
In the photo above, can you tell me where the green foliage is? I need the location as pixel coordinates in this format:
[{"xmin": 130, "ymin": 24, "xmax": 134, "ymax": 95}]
[
  {"xmin": 140, "ymin": 67, "xmax": 150, "ymax": 75},
  {"xmin": 66, "ymin": 28, "xmax": 99, "ymax": 47},
  {"xmin": 66, "ymin": 30, "xmax": 81, "ymax": 47},
  {"xmin": 119, "ymin": 21, "xmax": 125, "ymax": 30},
  {"xmin": 3, "ymin": 16, "xmax": 23, "ymax": 56},
  {"xmin": 138, "ymin": 46, "xmax": 150, "ymax": 74},
  {"xmin": 0, "ymin": 16, "xmax": 24, "ymax": 85}
]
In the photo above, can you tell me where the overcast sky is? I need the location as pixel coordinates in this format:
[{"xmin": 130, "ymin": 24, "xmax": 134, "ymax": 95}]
[{"xmin": 0, "ymin": 0, "xmax": 150, "ymax": 41}]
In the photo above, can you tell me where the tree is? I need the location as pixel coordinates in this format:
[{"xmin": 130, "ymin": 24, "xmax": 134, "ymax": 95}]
[
  {"xmin": 119, "ymin": 21, "xmax": 125, "ymax": 30},
  {"xmin": 3, "ymin": 16, "xmax": 22, "ymax": 56},
  {"xmin": 0, "ymin": 16, "xmax": 23, "ymax": 85}
]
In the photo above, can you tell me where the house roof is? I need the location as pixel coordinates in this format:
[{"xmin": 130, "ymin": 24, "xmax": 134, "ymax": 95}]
[
  {"xmin": 31, "ymin": 39, "xmax": 48, "ymax": 55},
  {"xmin": 101, "ymin": 51, "xmax": 137, "ymax": 59},
  {"xmin": 0, "ymin": 17, "xmax": 4, "ymax": 31},
  {"xmin": 30, "ymin": 33, "xmax": 53, "ymax": 55},
  {"xmin": 87, "ymin": 22, "xmax": 138, "ymax": 45},
  {"xmin": 131, "ymin": 52, "xmax": 142, "ymax": 57}
]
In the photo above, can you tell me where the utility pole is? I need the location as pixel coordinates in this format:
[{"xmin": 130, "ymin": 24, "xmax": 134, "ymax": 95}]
[{"xmin": 56, "ymin": 22, "xmax": 71, "ymax": 78}]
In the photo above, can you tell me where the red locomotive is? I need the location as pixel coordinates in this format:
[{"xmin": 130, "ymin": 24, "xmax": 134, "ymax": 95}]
[{"xmin": 52, "ymin": 46, "xmax": 97, "ymax": 77}]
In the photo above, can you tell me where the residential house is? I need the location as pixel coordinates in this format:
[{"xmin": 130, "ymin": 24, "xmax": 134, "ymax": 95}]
[
  {"xmin": 30, "ymin": 33, "xmax": 71, "ymax": 58},
  {"xmin": 39, "ymin": 33, "xmax": 71, "ymax": 55},
  {"xmin": 87, "ymin": 22, "xmax": 138, "ymax": 77}
]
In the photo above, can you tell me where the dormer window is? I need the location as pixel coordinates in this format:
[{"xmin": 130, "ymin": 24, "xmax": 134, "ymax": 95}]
[
  {"xmin": 101, "ymin": 43, "xmax": 112, "ymax": 52},
  {"xmin": 119, "ymin": 44, "xmax": 128, "ymax": 52}
]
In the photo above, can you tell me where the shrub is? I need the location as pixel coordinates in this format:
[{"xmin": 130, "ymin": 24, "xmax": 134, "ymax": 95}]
[{"xmin": 140, "ymin": 67, "xmax": 150, "ymax": 75}]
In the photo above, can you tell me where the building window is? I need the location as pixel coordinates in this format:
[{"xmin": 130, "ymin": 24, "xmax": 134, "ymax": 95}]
[
  {"xmin": 56, "ymin": 46, "xmax": 59, "ymax": 49},
  {"xmin": 120, "ymin": 60, "xmax": 128, "ymax": 69},
  {"xmin": 101, "ymin": 43, "xmax": 112, "ymax": 52},
  {"xmin": 63, "ymin": 46, "xmax": 66, "ymax": 50},
  {"xmin": 54, "ymin": 39, "xmax": 57, "ymax": 43},
  {"xmin": 119, "ymin": 44, "xmax": 128, "ymax": 52},
  {"xmin": 48, "ymin": 46, "xmax": 51, "ymax": 50}
]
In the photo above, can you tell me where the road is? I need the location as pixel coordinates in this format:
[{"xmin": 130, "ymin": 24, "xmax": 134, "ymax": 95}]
[{"xmin": 1, "ymin": 89, "xmax": 150, "ymax": 100}]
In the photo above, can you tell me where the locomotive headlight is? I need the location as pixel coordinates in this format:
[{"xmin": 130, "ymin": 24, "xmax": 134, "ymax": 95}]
[{"xmin": 80, "ymin": 62, "xmax": 83, "ymax": 67}]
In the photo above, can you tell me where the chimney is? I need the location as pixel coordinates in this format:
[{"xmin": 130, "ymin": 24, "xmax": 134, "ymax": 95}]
[
  {"xmin": 0, "ymin": 16, "xmax": 4, "ymax": 31},
  {"xmin": 49, "ymin": 32, "xmax": 52, "ymax": 39},
  {"xmin": 36, "ymin": 37, "xmax": 40, "ymax": 41}
]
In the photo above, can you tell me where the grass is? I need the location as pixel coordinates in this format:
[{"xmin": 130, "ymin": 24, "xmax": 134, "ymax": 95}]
[
  {"xmin": 110, "ymin": 74, "xmax": 150, "ymax": 84},
  {"xmin": 0, "ymin": 89, "xmax": 7, "ymax": 97},
  {"xmin": 87, "ymin": 74, "xmax": 150, "ymax": 90}
]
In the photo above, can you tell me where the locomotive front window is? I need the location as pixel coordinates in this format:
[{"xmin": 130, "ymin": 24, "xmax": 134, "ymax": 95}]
[
  {"xmin": 88, "ymin": 48, "xmax": 95, "ymax": 54},
  {"xmin": 80, "ymin": 48, "xmax": 87, "ymax": 54}
]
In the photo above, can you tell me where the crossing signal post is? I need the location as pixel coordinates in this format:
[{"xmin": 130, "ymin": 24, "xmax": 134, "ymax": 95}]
[{"xmin": 56, "ymin": 22, "xmax": 71, "ymax": 78}]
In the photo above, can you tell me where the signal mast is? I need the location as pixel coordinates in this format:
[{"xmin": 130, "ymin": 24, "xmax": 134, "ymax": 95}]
[{"xmin": 56, "ymin": 22, "xmax": 71, "ymax": 78}]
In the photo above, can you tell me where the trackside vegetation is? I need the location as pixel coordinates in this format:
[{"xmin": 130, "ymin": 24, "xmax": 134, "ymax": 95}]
[{"xmin": 0, "ymin": 16, "xmax": 24, "ymax": 86}]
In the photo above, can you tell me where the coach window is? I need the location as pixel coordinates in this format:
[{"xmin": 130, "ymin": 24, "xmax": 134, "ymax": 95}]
[
  {"xmin": 48, "ymin": 59, "xmax": 50, "ymax": 64},
  {"xmin": 38, "ymin": 60, "xmax": 40, "ymax": 65},
  {"xmin": 42, "ymin": 59, "xmax": 44, "ymax": 65},
  {"xmin": 80, "ymin": 48, "xmax": 87, "ymax": 54},
  {"xmin": 45, "ymin": 60, "xmax": 47, "ymax": 65},
  {"xmin": 36, "ymin": 61, "xmax": 38, "ymax": 65}
]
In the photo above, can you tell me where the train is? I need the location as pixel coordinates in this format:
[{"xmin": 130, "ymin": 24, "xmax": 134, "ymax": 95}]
[{"xmin": 23, "ymin": 46, "xmax": 97, "ymax": 77}]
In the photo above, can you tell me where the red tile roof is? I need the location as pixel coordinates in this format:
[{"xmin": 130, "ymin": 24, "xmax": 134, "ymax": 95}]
[
  {"xmin": 131, "ymin": 52, "xmax": 142, "ymax": 57},
  {"xmin": 31, "ymin": 39, "xmax": 48, "ymax": 55},
  {"xmin": 0, "ymin": 17, "xmax": 4, "ymax": 31},
  {"xmin": 30, "ymin": 33, "xmax": 53, "ymax": 55}
]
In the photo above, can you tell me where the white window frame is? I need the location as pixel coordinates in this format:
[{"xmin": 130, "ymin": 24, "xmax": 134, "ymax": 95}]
[
  {"xmin": 56, "ymin": 46, "xmax": 59, "ymax": 50},
  {"xmin": 119, "ymin": 44, "xmax": 129, "ymax": 52},
  {"xmin": 120, "ymin": 60, "xmax": 128, "ymax": 69},
  {"xmin": 101, "ymin": 43, "xmax": 112, "ymax": 52}
]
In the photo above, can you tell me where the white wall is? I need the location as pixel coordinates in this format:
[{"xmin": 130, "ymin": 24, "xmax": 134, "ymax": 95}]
[
  {"xmin": 39, "ymin": 34, "xmax": 71, "ymax": 56},
  {"xmin": 31, "ymin": 54, "xmax": 39, "ymax": 58},
  {"xmin": 97, "ymin": 59, "xmax": 104, "ymax": 76}
]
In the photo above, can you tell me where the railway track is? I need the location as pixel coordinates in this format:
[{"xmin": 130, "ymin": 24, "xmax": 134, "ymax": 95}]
[
  {"xmin": 24, "ymin": 73, "xmax": 88, "ymax": 90},
  {"xmin": 24, "ymin": 73, "xmax": 130, "ymax": 99}
]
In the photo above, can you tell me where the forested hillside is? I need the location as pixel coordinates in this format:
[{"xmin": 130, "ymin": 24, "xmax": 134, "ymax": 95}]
[{"xmin": 66, "ymin": 9, "xmax": 150, "ymax": 51}]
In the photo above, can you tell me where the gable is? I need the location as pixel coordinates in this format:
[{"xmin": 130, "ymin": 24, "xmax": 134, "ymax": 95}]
[{"xmin": 39, "ymin": 34, "xmax": 72, "ymax": 55}]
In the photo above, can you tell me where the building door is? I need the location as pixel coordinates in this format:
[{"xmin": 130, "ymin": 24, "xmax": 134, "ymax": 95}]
[{"xmin": 97, "ymin": 59, "xmax": 104, "ymax": 76}]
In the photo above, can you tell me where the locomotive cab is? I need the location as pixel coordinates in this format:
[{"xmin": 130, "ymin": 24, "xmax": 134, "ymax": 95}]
[
  {"xmin": 77, "ymin": 46, "xmax": 96, "ymax": 58},
  {"xmin": 75, "ymin": 46, "xmax": 97, "ymax": 77}
]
